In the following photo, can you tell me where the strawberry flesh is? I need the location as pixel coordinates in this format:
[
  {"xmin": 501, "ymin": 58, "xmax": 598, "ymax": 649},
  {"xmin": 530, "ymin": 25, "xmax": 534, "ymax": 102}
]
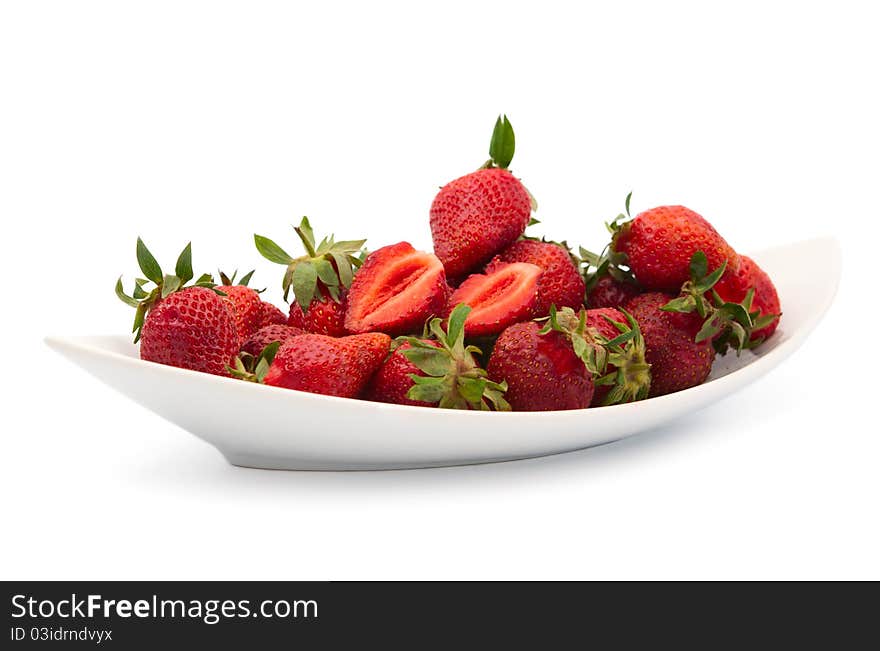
[
  {"xmin": 345, "ymin": 242, "xmax": 447, "ymax": 336},
  {"xmin": 447, "ymin": 262, "xmax": 541, "ymax": 336},
  {"xmin": 486, "ymin": 240, "xmax": 585, "ymax": 317}
]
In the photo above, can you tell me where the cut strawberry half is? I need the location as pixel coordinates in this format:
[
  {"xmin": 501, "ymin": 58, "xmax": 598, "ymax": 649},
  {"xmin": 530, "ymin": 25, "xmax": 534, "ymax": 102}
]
[
  {"xmin": 447, "ymin": 262, "xmax": 541, "ymax": 336},
  {"xmin": 345, "ymin": 242, "xmax": 448, "ymax": 336}
]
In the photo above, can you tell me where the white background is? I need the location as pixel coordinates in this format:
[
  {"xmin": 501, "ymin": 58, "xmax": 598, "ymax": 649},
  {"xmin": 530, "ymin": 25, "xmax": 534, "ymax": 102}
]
[{"xmin": 1, "ymin": 1, "xmax": 877, "ymax": 579}]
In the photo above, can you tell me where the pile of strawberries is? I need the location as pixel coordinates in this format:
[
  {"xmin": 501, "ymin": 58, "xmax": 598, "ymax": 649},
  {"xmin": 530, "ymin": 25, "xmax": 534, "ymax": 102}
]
[{"xmin": 116, "ymin": 116, "xmax": 781, "ymax": 411}]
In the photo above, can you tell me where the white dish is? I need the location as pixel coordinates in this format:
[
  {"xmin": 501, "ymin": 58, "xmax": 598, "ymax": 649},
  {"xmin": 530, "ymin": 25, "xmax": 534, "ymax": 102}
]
[{"xmin": 46, "ymin": 237, "xmax": 840, "ymax": 470}]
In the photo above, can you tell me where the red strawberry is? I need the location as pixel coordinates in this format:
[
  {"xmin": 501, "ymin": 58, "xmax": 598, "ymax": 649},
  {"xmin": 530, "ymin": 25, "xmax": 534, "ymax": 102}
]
[
  {"xmin": 488, "ymin": 321, "xmax": 594, "ymax": 411},
  {"xmin": 446, "ymin": 262, "xmax": 541, "ymax": 337},
  {"xmin": 585, "ymin": 308, "xmax": 651, "ymax": 406},
  {"xmin": 241, "ymin": 324, "xmax": 305, "ymax": 357},
  {"xmin": 713, "ymin": 255, "xmax": 781, "ymax": 341},
  {"xmin": 364, "ymin": 305, "xmax": 508, "ymax": 410},
  {"xmin": 116, "ymin": 240, "xmax": 237, "ymax": 376},
  {"xmin": 486, "ymin": 239, "xmax": 584, "ymax": 316},
  {"xmin": 257, "ymin": 301, "xmax": 287, "ymax": 328},
  {"xmin": 364, "ymin": 341, "xmax": 440, "ymax": 407},
  {"xmin": 624, "ymin": 292, "xmax": 713, "ymax": 397},
  {"xmin": 586, "ymin": 275, "xmax": 641, "ymax": 309},
  {"xmin": 430, "ymin": 116, "xmax": 533, "ymax": 279},
  {"xmin": 217, "ymin": 284, "xmax": 262, "ymax": 345},
  {"xmin": 345, "ymin": 242, "xmax": 447, "ymax": 336},
  {"xmin": 255, "ymin": 217, "xmax": 366, "ymax": 337},
  {"xmin": 658, "ymin": 250, "xmax": 776, "ymax": 353},
  {"xmin": 263, "ymin": 333, "xmax": 391, "ymax": 398},
  {"xmin": 610, "ymin": 199, "xmax": 740, "ymax": 291},
  {"xmin": 289, "ymin": 294, "xmax": 349, "ymax": 337}
]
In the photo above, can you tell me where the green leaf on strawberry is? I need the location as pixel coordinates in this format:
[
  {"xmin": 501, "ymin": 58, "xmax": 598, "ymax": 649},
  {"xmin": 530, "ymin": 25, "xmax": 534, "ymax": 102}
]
[
  {"xmin": 116, "ymin": 239, "xmax": 219, "ymax": 342},
  {"xmin": 254, "ymin": 217, "xmax": 366, "ymax": 307},
  {"xmin": 488, "ymin": 114, "xmax": 516, "ymax": 170},
  {"xmin": 539, "ymin": 305, "xmax": 651, "ymax": 405},
  {"xmin": 397, "ymin": 304, "xmax": 510, "ymax": 411},
  {"xmin": 227, "ymin": 340, "xmax": 281, "ymax": 383},
  {"xmin": 661, "ymin": 251, "xmax": 772, "ymax": 354}
]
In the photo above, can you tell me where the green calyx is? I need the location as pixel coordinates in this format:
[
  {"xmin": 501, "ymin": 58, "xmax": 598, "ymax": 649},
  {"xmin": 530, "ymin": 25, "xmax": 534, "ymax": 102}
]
[
  {"xmin": 581, "ymin": 191, "xmax": 639, "ymax": 295},
  {"xmin": 218, "ymin": 269, "xmax": 257, "ymax": 289},
  {"xmin": 397, "ymin": 304, "xmax": 510, "ymax": 411},
  {"xmin": 227, "ymin": 341, "xmax": 281, "ymax": 383},
  {"xmin": 661, "ymin": 251, "xmax": 778, "ymax": 354},
  {"xmin": 538, "ymin": 305, "xmax": 651, "ymax": 406},
  {"xmin": 115, "ymin": 239, "xmax": 218, "ymax": 343},
  {"xmin": 539, "ymin": 305, "xmax": 607, "ymax": 376},
  {"xmin": 485, "ymin": 114, "xmax": 516, "ymax": 170},
  {"xmin": 592, "ymin": 310, "xmax": 652, "ymax": 405},
  {"xmin": 254, "ymin": 217, "xmax": 366, "ymax": 310},
  {"xmin": 480, "ymin": 114, "xmax": 538, "ymax": 211}
]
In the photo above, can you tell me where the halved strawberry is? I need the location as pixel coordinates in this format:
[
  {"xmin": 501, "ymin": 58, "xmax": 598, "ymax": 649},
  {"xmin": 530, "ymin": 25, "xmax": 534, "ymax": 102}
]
[
  {"xmin": 345, "ymin": 242, "xmax": 448, "ymax": 336},
  {"xmin": 446, "ymin": 262, "xmax": 541, "ymax": 336},
  {"xmin": 486, "ymin": 239, "xmax": 585, "ymax": 317}
]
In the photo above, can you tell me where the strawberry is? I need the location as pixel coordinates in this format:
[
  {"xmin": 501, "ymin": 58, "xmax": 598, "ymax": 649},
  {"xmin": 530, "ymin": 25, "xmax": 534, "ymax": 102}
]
[
  {"xmin": 216, "ymin": 270, "xmax": 262, "ymax": 345},
  {"xmin": 487, "ymin": 305, "xmax": 651, "ymax": 411},
  {"xmin": 289, "ymin": 294, "xmax": 349, "ymax": 337},
  {"xmin": 660, "ymin": 251, "xmax": 778, "ymax": 353},
  {"xmin": 345, "ymin": 242, "xmax": 448, "ymax": 336},
  {"xmin": 446, "ymin": 262, "xmax": 541, "ymax": 337},
  {"xmin": 364, "ymin": 341, "xmax": 440, "ymax": 407},
  {"xmin": 586, "ymin": 275, "xmax": 641, "ymax": 309},
  {"xmin": 255, "ymin": 217, "xmax": 366, "ymax": 336},
  {"xmin": 430, "ymin": 115, "xmax": 534, "ymax": 279},
  {"xmin": 116, "ymin": 240, "xmax": 237, "ymax": 376},
  {"xmin": 610, "ymin": 196, "xmax": 740, "ymax": 291},
  {"xmin": 624, "ymin": 291, "xmax": 713, "ymax": 397},
  {"xmin": 713, "ymin": 255, "xmax": 781, "ymax": 342},
  {"xmin": 256, "ymin": 301, "xmax": 288, "ymax": 328},
  {"xmin": 263, "ymin": 332, "xmax": 391, "ymax": 398},
  {"xmin": 485, "ymin": 239, "xmax": 584, "ymax": 317},
  {"xmin": 241, "ymin": 324, "xmax": 305, "ymax": 357},
  {"xmin": 585, "ymin": 308, "xmax": 651, "ymax": 406},
  {"xmin": 488, "ymin": 321, "xmax": 594, "ymax": 411},
  {"xmin": 365, "ymin": 305, "xmax": 509, "ymax": 410}
]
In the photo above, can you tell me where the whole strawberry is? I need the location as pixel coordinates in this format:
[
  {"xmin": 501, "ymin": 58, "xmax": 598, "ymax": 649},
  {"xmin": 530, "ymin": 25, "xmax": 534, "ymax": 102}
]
[
  {"xmin": 264, "ymin": 332, "xmax": 391, "ymax": 398},
  {"xmin": 255, "ymin": 217, "xmax": 366, "ymax": 337},
  {"xmin": 217, "ymin": 270, "xmax": 262, "ymax": 345},
  {"xmin": 241, "ymin": 324, "xmax": 305, "ymax": 357},
  {"xmin": 609, "ymin": 194, "xmax": 740, "ymax": 292},
  {"xmin": 364, "ymin": 304, "xmax": 509, "ymax": 410},
  {"xmin": 624, "ymin": 292, "xmax": 713, "ymax": 397},
  {"xmin": 713, "ymin": 255, "xmax": 781, "ymax": 342},
  {"xmin": 488, "ymin": 321, "xmax": 594, "ymax": 411},
  {"xmin": 430, "ymin": 115, "xmax": 534, "ymax": 279},
  {"xmin": 116, "ymin": 240, "xmax": 237, "ymax": 376},
  {"xmin": 446, "ymin": 262, "xmax": 541, "ymax": 336},
  {"xmin": 345, "ymin": 242, "xmax": 448, "ymax": 336},
  {"xmin": 486, "ymin": 239, "xmax": 584, "ymax": 317}
]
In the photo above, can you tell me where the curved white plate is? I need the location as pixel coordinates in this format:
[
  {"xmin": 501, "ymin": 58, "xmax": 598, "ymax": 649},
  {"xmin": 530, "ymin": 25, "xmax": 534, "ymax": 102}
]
[{"xmin": 47, "ymin": 237, "xmax": 840, "ymax": 470}]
